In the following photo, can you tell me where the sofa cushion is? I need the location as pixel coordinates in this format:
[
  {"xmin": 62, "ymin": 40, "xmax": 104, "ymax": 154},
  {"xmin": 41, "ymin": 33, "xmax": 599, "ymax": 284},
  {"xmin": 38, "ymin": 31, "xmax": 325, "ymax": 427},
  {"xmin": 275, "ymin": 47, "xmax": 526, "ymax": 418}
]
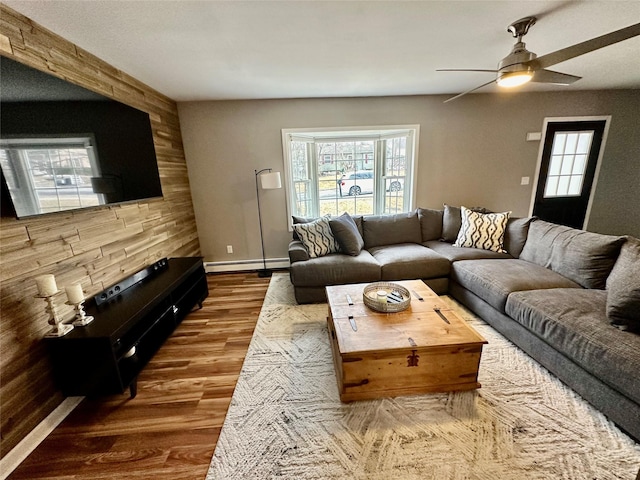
[
  {"xmin": 292, "ymin": 216, "xmax": 340, "ymax": 258},
  {"xmin": 289, "ymin": 250, "xmax": 380, "ymax": 287},
  {"xmin": 368, "ymin": 243, "xmax": 450, "ymax": 280},
  {"xmin": 424, "ymin": 240, "xmax": 512, "ymax": 262},
  {"xmin": 505, "ymin": 288, "xmax": 640, "ymax": 403},
  {"xmin": 503, "ymin": 217, "xmax": 535, "ymax": 258},
  {"xmin": 453, "ymin": 206, "xmax": 511, "ymax": 253},
  {"xmin": 417, "ymin": 208, "xmax": 443, "ymax": 241},
  {"xmin": 329, "ymin": 213, "xmax": 364, "ymax": 256},
  {"xmin": 451, "ymin": 259, "xmax": 581, "ymax": 313},
  {"xmin": 606, "ymin": 236, "xmax": 640, "ymax": 331},
  {"xmin": 362, "ymin": 211, "xmax": 421, "ymax": 248},
  {"xmin": 519, "ymin": 219, "xmax": 624, "ymax": 289}
]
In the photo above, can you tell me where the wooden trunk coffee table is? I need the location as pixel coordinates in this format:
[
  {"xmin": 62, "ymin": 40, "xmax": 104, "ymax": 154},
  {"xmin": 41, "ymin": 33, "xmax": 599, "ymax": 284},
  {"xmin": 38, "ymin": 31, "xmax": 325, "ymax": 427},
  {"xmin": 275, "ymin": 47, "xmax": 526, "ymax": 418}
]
[{"xmin": 326, "ymin": 279, "xmax": 487, "ymax": 402}]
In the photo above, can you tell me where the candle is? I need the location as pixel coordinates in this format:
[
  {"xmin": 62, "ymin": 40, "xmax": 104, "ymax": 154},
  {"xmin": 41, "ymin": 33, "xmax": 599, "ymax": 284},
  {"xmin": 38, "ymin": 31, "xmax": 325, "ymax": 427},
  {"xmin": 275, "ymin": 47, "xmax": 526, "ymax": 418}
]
[
  {"xmin": 65, "ymin": 284, "xmax": 85, "ymax": 304},
  {"xmin": 36, "ymin": 274, "xmax": 58, "ymax": 296},
  {"xmin": 377, "ymin": 290, "xmax": 387, "ymax": 303}
]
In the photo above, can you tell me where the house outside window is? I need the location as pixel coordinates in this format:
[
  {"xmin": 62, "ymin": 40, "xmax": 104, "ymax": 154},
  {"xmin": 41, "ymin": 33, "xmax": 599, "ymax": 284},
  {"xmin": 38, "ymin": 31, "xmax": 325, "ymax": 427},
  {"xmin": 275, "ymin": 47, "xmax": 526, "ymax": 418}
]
[{"xmin": 281, "ymin": 126, "xmax": 419, "ymax": 227}]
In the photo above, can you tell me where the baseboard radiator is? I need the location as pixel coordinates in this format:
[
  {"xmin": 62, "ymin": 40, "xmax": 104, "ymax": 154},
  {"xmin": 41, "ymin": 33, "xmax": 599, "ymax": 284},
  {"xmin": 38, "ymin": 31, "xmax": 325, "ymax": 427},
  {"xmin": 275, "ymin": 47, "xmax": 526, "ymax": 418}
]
[{"xmin": 204, "ymin": 257, "xmax": 290, "ymax": 274}]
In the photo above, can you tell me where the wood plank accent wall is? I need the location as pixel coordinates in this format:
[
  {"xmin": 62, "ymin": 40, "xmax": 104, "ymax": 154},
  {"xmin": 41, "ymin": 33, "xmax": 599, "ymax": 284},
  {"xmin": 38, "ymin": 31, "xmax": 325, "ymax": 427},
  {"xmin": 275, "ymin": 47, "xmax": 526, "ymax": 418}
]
[{"xmin": 0, "ymin": 4, "xmax": 201, "ymax": 458}]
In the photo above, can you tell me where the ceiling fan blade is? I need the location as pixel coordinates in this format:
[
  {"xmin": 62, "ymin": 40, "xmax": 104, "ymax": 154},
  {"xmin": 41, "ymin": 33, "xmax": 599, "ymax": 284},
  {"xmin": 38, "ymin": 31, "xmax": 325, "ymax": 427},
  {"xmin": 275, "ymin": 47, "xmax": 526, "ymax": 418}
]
[
  {"xmin": 436, "ymin": 69, "xmax": 498, "ymax": 73},
  {"xmin": 443, "ymin": 78, "xmax": 497, "ymax": 103},
  {"xmin": 532, "ymin": 69, "xmax": 581, "ymax": 85},
  {"xmin": 527, "ymin": 22, "xmax": 640, "ymax": 70}
]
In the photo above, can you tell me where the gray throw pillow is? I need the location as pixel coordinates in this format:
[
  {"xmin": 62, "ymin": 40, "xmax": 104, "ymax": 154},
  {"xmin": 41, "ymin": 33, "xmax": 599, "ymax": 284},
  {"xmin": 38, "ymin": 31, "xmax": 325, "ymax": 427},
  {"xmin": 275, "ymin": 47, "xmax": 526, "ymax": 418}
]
[
  {"xmin": 329, "ymin": 213, "xmax": 364, "ymax": 256},
  {"xmin": 606, "ymin": 236, "xmax": 640, "ymax": 331},
  {"xmin": 417, "ymin": 207, "xmax": 443, "ymax": 241},
  {"xmin": 441, "ymin": 204, "xmax": 462, "ymax": 242},
  {"xmin": 503, "ymin": 217, "xmax": 536, "ymax": 258}
]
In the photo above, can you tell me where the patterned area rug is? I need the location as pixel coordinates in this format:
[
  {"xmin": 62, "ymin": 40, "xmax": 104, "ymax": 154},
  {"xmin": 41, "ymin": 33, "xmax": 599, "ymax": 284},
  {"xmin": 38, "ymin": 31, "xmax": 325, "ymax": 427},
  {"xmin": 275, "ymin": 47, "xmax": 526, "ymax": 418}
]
[{"xmin": 207, "ymin": 274, "xmax": 640, "ymax": 479}]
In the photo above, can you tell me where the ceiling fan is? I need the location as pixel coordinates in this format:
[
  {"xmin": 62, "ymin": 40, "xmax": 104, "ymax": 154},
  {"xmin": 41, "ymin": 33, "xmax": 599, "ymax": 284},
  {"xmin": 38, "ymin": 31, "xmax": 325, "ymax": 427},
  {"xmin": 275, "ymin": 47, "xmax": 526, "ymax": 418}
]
[{"xmin": 438, "ymin": 17, "xmax": 640, "ymax": 103}]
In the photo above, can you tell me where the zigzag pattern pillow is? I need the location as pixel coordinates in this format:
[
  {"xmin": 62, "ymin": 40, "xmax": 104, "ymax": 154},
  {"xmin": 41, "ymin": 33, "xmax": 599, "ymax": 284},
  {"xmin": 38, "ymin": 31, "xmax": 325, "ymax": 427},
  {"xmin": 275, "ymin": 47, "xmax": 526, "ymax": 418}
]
[
  {"xmin": 453, "ymin": 206, "xmax": 511, "ymax": 253},
  {"xmin": 292, "ymin": 216, "xmax": 340, "ymax": 258}
]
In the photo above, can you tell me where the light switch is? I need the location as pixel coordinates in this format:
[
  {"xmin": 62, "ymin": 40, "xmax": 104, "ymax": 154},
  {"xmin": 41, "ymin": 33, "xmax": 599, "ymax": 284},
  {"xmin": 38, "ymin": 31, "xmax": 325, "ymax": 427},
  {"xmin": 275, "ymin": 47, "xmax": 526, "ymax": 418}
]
[{"xmin": 521, "ymin": 176, "xmax": 530, "ymax": 185}]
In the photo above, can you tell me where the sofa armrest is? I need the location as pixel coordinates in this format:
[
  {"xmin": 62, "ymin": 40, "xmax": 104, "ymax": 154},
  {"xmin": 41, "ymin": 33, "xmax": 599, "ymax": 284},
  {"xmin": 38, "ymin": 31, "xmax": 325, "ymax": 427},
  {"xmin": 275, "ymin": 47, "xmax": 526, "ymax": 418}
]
[{"xmin": 289, "ymin": 240, "xmax": 310, "ymax": 263}]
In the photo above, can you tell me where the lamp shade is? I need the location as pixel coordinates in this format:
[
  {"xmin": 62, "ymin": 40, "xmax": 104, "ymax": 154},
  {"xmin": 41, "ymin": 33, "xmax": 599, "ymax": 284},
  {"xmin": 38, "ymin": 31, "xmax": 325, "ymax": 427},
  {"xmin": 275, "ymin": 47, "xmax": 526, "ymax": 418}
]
[{"xmin": 260, "ymin": 171, "xmax": 282, "ymax": 190}]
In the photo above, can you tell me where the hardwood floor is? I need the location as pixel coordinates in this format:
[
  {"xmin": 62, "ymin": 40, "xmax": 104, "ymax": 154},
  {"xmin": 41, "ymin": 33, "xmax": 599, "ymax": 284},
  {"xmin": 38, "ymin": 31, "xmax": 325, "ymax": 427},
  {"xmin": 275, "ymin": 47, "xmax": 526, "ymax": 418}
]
[{"xmin": 8, "ymin": 273, "xmax": 272, "ymax": 480}]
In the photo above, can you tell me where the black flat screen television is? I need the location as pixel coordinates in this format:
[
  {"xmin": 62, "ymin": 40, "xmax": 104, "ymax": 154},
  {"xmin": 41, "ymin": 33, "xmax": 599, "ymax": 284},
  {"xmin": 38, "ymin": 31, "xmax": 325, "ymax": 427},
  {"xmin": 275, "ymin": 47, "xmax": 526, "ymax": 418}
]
[{"xmin": 0, "ymin": 56, "xmax": 163, "ymax": 218}]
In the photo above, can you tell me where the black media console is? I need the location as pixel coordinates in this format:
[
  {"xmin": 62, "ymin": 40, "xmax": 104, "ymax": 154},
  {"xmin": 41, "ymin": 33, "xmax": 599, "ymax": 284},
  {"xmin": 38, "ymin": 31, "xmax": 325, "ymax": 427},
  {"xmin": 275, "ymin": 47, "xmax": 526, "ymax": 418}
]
[{"xmin": 46, "ymin": 257, "xmax": 208, "ymax": 398}]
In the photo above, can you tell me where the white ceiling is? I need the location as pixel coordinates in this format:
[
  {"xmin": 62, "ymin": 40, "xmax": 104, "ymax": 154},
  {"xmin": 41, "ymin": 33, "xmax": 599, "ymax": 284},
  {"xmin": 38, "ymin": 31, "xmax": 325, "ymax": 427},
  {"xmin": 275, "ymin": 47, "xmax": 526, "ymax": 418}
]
[{"xmin": 4, "ymin": 0, "xmax": 640, "ymax": 102}]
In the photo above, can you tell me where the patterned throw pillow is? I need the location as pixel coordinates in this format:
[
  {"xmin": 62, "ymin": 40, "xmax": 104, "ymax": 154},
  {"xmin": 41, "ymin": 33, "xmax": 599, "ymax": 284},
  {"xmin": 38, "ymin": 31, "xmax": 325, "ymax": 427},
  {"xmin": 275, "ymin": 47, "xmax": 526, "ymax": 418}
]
[
  {"xmin": 453, "ymin": 206, "xmax": 511, "ymax": 253},
  {"xmin": 292, "ymin": 216, "xmax": 340, "ymax": 258}
]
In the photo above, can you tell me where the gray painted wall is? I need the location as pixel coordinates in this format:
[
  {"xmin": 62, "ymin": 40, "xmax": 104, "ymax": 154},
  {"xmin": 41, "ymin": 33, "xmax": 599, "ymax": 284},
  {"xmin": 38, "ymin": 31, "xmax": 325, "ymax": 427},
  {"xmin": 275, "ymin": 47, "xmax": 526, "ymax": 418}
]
[{"xmin": 178, "ymin": 90, "xmax": 640, "ymax": 265}]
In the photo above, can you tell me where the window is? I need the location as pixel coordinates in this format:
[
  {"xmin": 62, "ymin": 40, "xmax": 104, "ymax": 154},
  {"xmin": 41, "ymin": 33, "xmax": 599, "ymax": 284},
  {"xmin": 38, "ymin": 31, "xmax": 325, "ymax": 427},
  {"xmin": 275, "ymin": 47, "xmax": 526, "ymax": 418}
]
[
  {"xmin": 282, "ymin": 126, "xmax": 418, "ymax": 225},
  {"xmin": 0, "ymin": 137, "xmax": 102, "ymax": 217},
  {"xmin": 543, "ymin": 131, "xmax": 593, "ymax": 198}
]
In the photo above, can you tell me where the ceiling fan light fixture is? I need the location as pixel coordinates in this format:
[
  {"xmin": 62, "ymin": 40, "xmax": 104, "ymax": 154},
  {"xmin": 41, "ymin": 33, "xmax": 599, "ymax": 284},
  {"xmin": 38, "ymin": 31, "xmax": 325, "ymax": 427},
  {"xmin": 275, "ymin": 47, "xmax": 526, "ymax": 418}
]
[
  {"xmin": 497, "ymin": 71, "xmax": 533, "ymax": 87},
  {"xmin": 438, "ymin": 17, "xmax": 640, "ymax": 103}
]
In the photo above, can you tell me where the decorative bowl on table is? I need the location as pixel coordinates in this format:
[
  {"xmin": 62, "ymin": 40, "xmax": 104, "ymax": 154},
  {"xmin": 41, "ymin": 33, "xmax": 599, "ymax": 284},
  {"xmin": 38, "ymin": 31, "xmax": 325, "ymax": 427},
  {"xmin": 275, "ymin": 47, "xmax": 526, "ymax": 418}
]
[{"xmin": 363, "ymin": 282, "xmax": 411, "ymax": 313}]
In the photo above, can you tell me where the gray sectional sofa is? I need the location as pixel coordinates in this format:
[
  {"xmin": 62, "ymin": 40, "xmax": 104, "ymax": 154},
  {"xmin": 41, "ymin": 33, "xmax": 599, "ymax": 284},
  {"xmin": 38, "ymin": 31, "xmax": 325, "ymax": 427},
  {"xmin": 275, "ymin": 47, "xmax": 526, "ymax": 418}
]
[{"xmin": 287, "ymin": 206, "xmax": 640, "ymax": 441}]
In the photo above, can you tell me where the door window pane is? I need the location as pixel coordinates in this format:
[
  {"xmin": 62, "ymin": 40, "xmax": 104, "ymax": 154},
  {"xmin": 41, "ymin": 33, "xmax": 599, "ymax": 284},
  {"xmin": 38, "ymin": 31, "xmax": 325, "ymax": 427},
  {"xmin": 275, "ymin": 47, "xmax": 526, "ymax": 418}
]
[
  {"xmin": 544, "ymin": 130, "xmax": 593, "ymax": 198},
  {"xmin": 576, "ymin": 133, "xmax": 592, "ymax": 154},
  {"xmin": 552, "ymin": 134, "xmax": 566, "ymax": 155},
  {"xmin": 560, "ymin": 155, "xmax": 574, "ymax": 175},
  {"xmin": 557, "ymin": 176, "xmax": 570, "ymax": 196},
  {"xmin": 572, "ymin": 155, "xmax": 587, "ymax": 175},
  {"xmin": 563, "ymin": 133, "xmax": 578, "ymax": 155},
  {"xmin": 568, "ymin": 176, "xmax": 583, "ymax": 195},
  {"xmin": 544, "ymin": 176, "xmax": 559, "ymax": 197},
  {"xmin": 548, "ymin": 156, "xmax": 562, "ymax": 175}
]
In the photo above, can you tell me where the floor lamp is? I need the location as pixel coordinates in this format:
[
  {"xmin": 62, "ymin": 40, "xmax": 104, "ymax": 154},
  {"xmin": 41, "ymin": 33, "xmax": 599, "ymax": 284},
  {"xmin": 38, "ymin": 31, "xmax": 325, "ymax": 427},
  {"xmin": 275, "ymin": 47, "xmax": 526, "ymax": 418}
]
[{"xmin": 255, "ymin": 168, "xmax": 282, "ymax": 277}]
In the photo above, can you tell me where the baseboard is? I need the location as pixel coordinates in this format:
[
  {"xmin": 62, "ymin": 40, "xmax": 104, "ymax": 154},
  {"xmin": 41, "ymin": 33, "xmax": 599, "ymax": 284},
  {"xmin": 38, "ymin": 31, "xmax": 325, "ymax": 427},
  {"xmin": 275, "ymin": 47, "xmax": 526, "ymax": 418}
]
[
  {"xmin": 204, "ymin": 257, "xmax": 290, "ymax": 273},
  {"xmin": 0, "ymin": 396, "xmax": 84, "ymax": 480}
]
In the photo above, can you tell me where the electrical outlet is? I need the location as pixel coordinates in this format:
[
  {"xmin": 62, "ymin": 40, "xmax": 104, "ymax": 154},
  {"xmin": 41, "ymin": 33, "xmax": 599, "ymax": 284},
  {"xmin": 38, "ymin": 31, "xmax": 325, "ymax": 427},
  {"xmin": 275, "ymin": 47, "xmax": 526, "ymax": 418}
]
[
  {"xmin": 226, "ymin": 245, "xmax": 233, "ymax": 254},
  {"xmin": 521, "ymin": 176, "xmax": 530, "ymax": 186}
]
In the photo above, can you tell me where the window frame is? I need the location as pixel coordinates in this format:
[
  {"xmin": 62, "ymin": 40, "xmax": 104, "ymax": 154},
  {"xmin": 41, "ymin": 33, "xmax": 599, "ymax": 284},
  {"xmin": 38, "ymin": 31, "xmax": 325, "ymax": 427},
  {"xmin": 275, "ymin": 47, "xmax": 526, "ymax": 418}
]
[
  {"xmin": 0, "ymin": 135, "xmax": 102, "ymax": 217},
  {"xmin": 281, "ymin": 125, "xmax": 419, "ymax": 230}
]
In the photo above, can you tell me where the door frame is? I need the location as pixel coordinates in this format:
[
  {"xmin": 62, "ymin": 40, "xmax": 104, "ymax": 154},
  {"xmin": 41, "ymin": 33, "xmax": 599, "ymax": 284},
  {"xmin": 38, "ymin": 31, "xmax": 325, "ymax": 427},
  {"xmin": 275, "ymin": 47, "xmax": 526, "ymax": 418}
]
[{"xmin": 528, "ymin": 115, "xmax": 611, "ymax": 230}]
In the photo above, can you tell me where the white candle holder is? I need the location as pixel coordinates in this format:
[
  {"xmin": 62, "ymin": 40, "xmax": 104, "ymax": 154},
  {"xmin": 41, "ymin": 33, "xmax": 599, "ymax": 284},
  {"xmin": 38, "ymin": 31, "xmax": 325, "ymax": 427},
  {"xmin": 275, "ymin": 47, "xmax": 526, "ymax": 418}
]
[
  {"xmin": 67, "ymin": 300, "xmax": 94, "ymax": 326},
  {"xmin": 37, "ymin": 292, "xmax": 74, "ymax": 338}
]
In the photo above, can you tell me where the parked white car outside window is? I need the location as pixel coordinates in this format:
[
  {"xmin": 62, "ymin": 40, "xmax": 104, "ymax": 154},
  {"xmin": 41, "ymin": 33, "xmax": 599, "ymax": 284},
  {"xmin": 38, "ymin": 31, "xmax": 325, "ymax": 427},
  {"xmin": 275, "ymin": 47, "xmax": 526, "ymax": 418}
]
[{"xmin": 338, "ymin": 171, "xmax": 403, "ymax": 196}]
